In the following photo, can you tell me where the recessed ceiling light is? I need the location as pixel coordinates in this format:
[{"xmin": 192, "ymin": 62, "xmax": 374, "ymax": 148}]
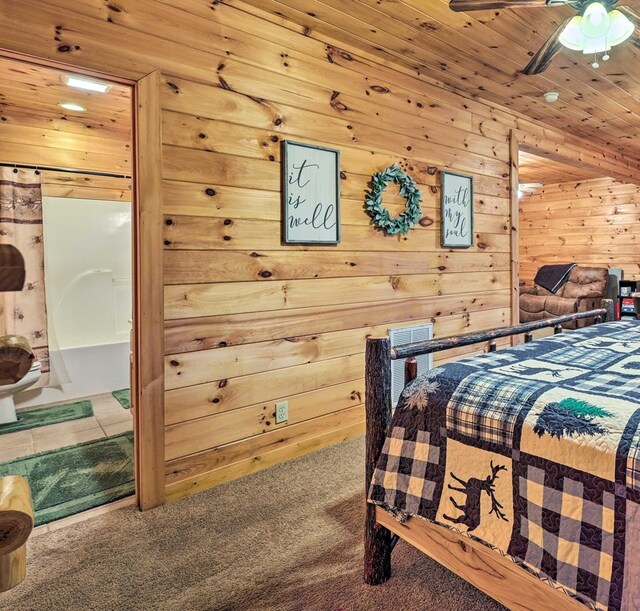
[
  {"xmin": 543, "ymin": 91, "xmax": 560, "ymax": 103},
  {"xmin": 63, "ymin": 75, "xmax": 111, "ymax": 93},
  {"xmin": 59, "ymin": 102, "xmax": 86, "ymax": 112}
]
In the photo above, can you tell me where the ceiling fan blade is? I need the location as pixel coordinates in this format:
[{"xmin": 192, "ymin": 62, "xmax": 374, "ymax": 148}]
[
  {"xmin": 522, "ymin": 17, "xmax": 572, "ymax": 75},
  {"xmin": 449, "ymin": 0, "xmax": 559, "ymax": 12},
  {"xmin": 616, "ymin": 6, "xmax": 640, "ymax": 31}
]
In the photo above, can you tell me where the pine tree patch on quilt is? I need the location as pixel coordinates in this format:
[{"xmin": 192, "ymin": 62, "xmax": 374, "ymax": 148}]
[{"xmin": 368, "ymin": 320, "xmax": 640, "ymax": 611}]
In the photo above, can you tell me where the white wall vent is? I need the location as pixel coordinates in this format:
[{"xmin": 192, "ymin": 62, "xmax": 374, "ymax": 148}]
[{"xmin": 388, "ymin": 323, "xmax": 433, "ymax": 408}]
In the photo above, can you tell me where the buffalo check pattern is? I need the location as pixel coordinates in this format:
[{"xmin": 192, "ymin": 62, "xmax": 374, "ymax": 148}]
[
  {"xmin": 517, "ymin": 465, "xmax": 615, "ymax": 610},
  {"xmin": 369, "ymin": 320, "xmax": 640, "ymax": 611},
  {"xmin": 370, "ymin": 426, "xmax": 443, "ymax": 516}
]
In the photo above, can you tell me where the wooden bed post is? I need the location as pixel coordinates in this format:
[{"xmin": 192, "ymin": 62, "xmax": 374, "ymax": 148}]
[
  {"xmin": 405, "ymin": 356, "xmax": 417, "ymax": 384},
  {"xmin": 364, "ymin": 336, "xmax": 393, "ymax": 585}
]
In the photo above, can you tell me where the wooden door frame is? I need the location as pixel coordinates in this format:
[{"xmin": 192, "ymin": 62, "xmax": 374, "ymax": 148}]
[
  {"xmin": 133, "ymin": 71, "xmax": 165, "ymax": 509},
  {"xmin": 509, "ymin": 130, "xmax": 520, "ymax": 344},
  {"xmin": 0, "ymin": 50, "xmax": 165, "ymax": 510}
]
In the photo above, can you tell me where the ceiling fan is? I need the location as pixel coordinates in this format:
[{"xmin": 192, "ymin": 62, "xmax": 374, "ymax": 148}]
[{"xmin": 448, "ymin": 0, "xmax": 640, "ymax": 74}]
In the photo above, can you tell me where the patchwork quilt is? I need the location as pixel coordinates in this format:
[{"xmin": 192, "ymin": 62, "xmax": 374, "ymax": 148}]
[{"xmin": 368, "ymin": 320, "xmax": 640, "ymax": 610}]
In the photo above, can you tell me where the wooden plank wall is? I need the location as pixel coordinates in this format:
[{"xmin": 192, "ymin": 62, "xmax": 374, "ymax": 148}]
[
  {"xmin": 0, "ymin": 108, "xmax": 131, "ymax": 176},
  {"xmin": 160, "ymin": 78, "xmax": 513, "ymax": 497},
  {"xmin": 520, "ymin": 177, "xmax": 640, "ymax": 283},
  {"xmin": 2, "ymin": 0, "xmax": 640, "ymax": 502},
  {"xmin": 153, "ymin": 2, "xmax": 522, "ymax": 500},
  {"xmin": 41, "ymin": 171, "xmax": 131, "ymax": 201}
]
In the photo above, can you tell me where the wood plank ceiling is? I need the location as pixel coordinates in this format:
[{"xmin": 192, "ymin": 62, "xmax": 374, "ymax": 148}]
[
  {"xmin": 244, "ymin": 0, "xmax": 640, "ymax": 162},
  {"xmin": 0, "ymin": 58, "xmax": 132, "ymax": 174},
  {"xmin": 518, "ymin": 150, "xmax": 601, "ymax": 184}
]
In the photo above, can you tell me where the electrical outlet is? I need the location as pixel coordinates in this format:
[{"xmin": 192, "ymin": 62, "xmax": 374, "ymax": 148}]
[{"xmin": 275, "ymin": 401, "xmax": 288, "ymax": 424}]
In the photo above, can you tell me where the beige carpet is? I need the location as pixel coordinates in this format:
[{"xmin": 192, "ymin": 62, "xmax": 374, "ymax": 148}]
[{"xmin": 1, "ymin": 437, "xmax": 505, "ymax": 611}]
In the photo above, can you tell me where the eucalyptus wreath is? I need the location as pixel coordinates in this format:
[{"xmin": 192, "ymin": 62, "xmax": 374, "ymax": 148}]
[{"xmin": 365, "ymin": 164, "xmax": 423, "ymax": 236}]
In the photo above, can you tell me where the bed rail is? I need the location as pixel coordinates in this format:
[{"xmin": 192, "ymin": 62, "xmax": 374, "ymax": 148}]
[
  {"xmin": 392, "ymin": 302, "xmax": 614, "ymax": 360},
  {"xmin": 364, "ymin": 299, "xmax": 615, "ymax": 585}
]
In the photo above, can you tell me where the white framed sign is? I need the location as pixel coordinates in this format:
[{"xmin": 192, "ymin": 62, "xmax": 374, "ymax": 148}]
[
  {"xmin": 282, "ymin": 140, "xmax": 341, "ymax": 244},
  {"xmin": 441, "ymin": 171, "xmax": 474, "ymax": 249}
]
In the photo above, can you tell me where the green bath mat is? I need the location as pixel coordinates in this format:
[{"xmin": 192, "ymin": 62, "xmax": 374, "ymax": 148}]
[
  {"xmin": 112, "ymin": 388, "xmax": 130, "ymax": 410},
  {"xmin": 0, "ymin": 432, "xmax": 134, "ymax": 526},
  {"xmin": 0, "ymin": 400, "xmax": 93, "ymax": 435}
]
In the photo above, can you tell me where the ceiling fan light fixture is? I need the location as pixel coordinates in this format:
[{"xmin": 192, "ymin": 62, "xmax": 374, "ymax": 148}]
[{"xmin": 558, "ymin": 3, "xmax": 634, "ymax": 56}]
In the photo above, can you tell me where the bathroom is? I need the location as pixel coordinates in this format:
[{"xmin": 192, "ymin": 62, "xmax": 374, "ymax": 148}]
[{"xmin": 0, "ymin": 57, "xmax": 136, "ymax": 527}]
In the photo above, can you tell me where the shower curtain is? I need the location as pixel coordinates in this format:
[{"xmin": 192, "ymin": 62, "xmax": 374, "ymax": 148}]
[{"xmin": 0, "ymin": 167, "xmax": 50, "ymax": 381}]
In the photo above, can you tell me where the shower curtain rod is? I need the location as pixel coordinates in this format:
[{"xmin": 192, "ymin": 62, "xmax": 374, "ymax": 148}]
[{"xmin": 2, "ymin": 163, "xmax": 131, "ymax": 180}]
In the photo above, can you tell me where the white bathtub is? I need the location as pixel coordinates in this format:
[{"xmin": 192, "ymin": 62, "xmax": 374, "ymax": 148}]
[{"xmin": 15, "ymin": 341, "xmax": 130, "ymax": 410}]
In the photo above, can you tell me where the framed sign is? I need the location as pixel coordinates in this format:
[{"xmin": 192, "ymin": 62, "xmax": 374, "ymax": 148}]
[
  {"xmin": 282, "ymin": 140, "xmax": 340, "ymax": 244},
  {"xmin": 441, "ymin": 171, "xmax": 474, "ymax": 249}
]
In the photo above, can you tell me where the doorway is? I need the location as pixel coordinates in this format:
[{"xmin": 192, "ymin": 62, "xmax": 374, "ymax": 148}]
[
  {"xmin": 515, "ymin": 147, "xmax": 619, "ymax": 337},
  {"xmin": 0, "ymin": 54, "xmax": 162, "ymax": 524}
]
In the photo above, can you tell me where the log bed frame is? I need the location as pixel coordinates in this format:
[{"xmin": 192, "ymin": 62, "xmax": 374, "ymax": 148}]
[{"xmin": 364, "ymin": 300, "xmax": 615, "ymax": 611}]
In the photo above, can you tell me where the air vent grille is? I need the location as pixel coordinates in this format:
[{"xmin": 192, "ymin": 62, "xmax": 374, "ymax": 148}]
[{"xmin": 388, "ymin": 323, "xmax": 433, "ymax": 408}]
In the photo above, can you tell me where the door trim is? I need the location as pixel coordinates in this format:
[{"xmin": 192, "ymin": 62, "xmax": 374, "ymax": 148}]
[
  {"xmin": 0, "ymin": 50, "xmax": 166, "ymax": 510},
  {"xmin": 132, "ymin": 71, "xmax": 165, "ymax": 509},
  {"xmin": 509, "ymin": 130, "xmax": 520, "ymax": 345}
]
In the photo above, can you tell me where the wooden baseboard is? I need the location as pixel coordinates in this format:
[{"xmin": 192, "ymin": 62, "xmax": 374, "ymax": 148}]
[
  {"xmin": 375, "ymin": 507, "xmax": 583, "ymax": 611},
  {"xmin": 165, "ymin": 419, "xmax": 364, "ymax": 502}
]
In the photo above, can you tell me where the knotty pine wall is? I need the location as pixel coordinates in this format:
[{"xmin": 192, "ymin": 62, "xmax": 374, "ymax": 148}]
[
  {"xmin": 0, "ymin": 109, "xmax": 131, "ymax": 176},
  {"xmin": 520, "ymin": 178, "xmax": 640, "ymax": 283},
  {"xmin": 157, "ymin": 11, "xmax": 513, "ymax": 499},
  {"xmin": 4, "ymin": 0, "xmax": 640, "ymax": 502},
  {"xmin": 0, "ymin": 98, "xmax": 131, "ymax": 177}
]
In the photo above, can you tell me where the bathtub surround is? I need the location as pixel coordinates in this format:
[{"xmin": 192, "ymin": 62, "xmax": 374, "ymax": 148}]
[
  {"xmin": 112, "ymin": 388, "xmax": 130, "ymax": 410},
  {"xmin": 0, "ymin": 431, "xmax": 134, "ymax": 525},
  {"xmin": 0, "ymin": 399, "xmax": 92, "ymax": 435},
  {"xmin": 0, "ymin": 167, "xmax": 49, "ymax": 375},
  {"xmin": 9, "ymin": 195, "xmax": 134, "ymax": 410}
]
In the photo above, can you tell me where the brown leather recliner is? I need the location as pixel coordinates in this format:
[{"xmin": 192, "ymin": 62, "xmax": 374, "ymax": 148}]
[{"xmin": 519, "ymin": 266, "xmax": 609, "ymax": 328}]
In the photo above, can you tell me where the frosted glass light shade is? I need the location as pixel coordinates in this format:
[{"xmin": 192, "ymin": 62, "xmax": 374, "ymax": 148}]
[
  {"xmin": 582, "ymin": 35, "xmax": 611, "ymax": 55},
  {"xmin": 608, "ymin": 10, "xmax": 635, "ymax": 47},
  {"xmin": 559, "ymin": 16, "xmax": 585, "ymax": 51},
  {"xmin": 581, "ymin": 2, "xmax": 610, "ymax": 38}
]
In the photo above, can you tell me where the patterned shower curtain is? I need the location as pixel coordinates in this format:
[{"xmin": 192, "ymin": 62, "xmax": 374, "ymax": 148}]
[{"xmin": 0, "ymin": 167, "xmax": 49, "ymax": 376}]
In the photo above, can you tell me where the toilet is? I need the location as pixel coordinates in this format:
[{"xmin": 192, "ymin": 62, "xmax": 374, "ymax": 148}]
[{"xmin": 0, "ymin": 360, "xmax": 41, "ymax": 425}]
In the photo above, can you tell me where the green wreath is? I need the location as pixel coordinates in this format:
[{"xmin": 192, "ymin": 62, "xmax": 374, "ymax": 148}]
[{"xmin": 365, "ymin": 164, "xmax": 422, "ymax": 236}]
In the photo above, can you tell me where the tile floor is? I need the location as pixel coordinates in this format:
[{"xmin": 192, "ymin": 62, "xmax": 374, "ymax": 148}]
[{"xmin": 0, "ymin": 391, "xmax": 133, "ymax": 462}]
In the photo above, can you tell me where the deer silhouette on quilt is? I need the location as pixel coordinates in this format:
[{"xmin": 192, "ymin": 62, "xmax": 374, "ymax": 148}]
[{"xmin": 443, "ymin": 462, "xmax": 508, "ymax": 532}]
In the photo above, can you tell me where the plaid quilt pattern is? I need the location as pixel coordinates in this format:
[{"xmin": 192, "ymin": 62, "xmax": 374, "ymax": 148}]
[
  {"xmin": 517, "ymin": 464, "xmax": 615, "ymax": 610},
  {"xmin": 544, "ymin": 346, "xmax": 623, "ymax": 369},
  {"xmin": 368, "ymin": 320, "xmax": 640, "ymax": 611},
  {"xmin": 565, "ymin": 371, "xmax": 640, "ymax": 403},
  {"xmin": 455, "ymin": 349, "xmax": 523, "ymax": 369},
  {"xmin": 369, "ymin": 426, "xmax": 443, "ymax": 515},
  {"xmin": 447, "ymin": 371, "xmax": 545, "ymax": 447}
]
